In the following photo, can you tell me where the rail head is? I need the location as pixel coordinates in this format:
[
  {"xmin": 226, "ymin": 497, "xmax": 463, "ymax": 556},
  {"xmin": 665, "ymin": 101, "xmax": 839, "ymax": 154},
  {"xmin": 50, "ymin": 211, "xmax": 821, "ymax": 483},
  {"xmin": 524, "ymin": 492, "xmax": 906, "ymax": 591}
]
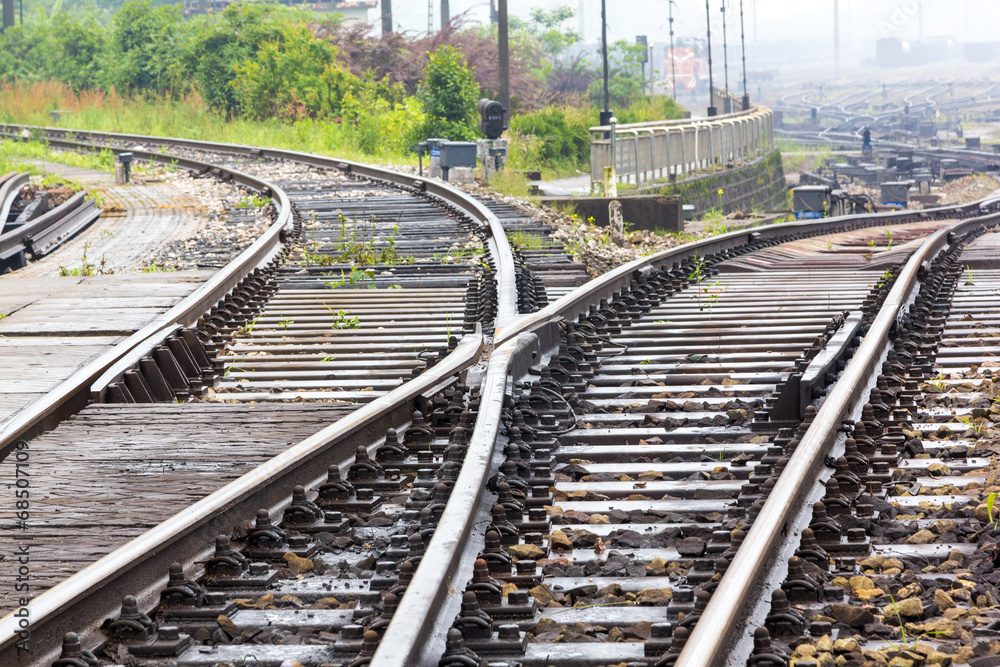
[
  {"xmin": 371, "ymin": 330, "xmax": 545, "ymax": 666},
  {"xmin": 675, "ymin": 210, "xmax": 1000, "ymax": 667}
]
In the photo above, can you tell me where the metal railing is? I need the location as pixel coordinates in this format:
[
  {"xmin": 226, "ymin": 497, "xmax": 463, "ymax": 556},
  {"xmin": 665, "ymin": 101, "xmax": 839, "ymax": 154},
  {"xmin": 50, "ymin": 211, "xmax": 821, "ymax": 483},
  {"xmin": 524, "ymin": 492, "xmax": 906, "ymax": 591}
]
[{"xmin": 589, "ymin": 106, "xmax": 774, "ymax": 189}]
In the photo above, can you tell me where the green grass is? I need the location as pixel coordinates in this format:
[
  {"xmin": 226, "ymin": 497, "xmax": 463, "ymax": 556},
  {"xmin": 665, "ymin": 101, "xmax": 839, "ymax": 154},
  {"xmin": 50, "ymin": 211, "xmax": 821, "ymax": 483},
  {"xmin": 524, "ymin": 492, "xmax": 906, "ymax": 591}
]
[
  {"xmin": 488, "ymin": 171, "xmax": 533, "ymax": 198},
  {"xmin": 508, "ymin": 230, "xmax": 545, "ymax": 250},
  {"xmin": 0, "ymin": 139, "xmax": 113, "ymax": 185},
  {"xmin": 776, "ymin": 139, "xmax": 834, "ymax": 173},
  {"xmin": 0, "ymin": 80, "xmax": 420, "ymax": 167},
  {"xmin": 1, "ymin": 80, "xmax": 691, "ymax": 181}
]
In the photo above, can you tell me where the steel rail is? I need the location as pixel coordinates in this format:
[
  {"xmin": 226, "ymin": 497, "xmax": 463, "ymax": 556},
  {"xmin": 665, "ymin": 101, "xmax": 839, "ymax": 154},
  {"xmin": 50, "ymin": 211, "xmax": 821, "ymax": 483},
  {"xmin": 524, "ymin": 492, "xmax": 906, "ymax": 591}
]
[
  {"xmin": 0, "ymin": 333, "xmax": 485, "ymax": 667},
  {"xmin": 372, "ymin": 330, "xmax": 545, "ymax": 666},
  {"xmin": 373, "ymin": 195, "xmax": 1000, "ymax": 665},
  {"xmin": 0, "ymin": 150, "xmax": 291, "ymax": 457},
  {"xmin": 5, "ymin": 121, "xmax": 995, "ymax": 667},
  {"xmin": 0, "ymin": 125, "xmax": 518, "ymax": 331},
  {"xmin": 494, "ymin": 195, "xmax": 1000, "ymax": 348},
  {"xmin": 0, "ymin": 172, "xmax": 30, "ymax": 234},
  {"xmin": 0, "ymin": 130, "xmax": 519, "ymax": 665},
  {"xmin": 0, "ymin": 192, "xmax": 94, "ymax": 259},
  {"xmin": 676, "ymin": 210, "xmax": 1000, "ymax": 667}
]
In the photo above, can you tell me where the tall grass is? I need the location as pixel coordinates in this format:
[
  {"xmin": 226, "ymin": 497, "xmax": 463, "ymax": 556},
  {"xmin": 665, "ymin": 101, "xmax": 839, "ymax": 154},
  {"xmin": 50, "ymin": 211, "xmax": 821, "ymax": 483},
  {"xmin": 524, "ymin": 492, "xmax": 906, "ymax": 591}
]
[
  {"xmin": 1, "ymin": 80, "xmax": 689, "ymax": 178},
  {"xmin": 0, "ymin": 80, "xmax": 424, "ymax": 166}
]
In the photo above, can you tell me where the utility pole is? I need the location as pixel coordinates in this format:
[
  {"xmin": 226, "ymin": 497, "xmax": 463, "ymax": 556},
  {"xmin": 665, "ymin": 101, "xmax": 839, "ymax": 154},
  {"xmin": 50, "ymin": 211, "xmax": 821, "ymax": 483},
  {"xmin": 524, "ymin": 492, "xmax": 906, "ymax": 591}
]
[
  {"xmin": 637, "ymin": 36, "xmax": 649, "ymax": 96},
  {"xmin": 498, "ymin": 0, "xmax": 510, "ymax": 126},
  {"xmin": 721, "ymin": 2, "xmax": 729, "ymax": 112},
  {"xmin": 381, "ymin": 0, "xmax": 392, "ymax": 36},
  {"xmin": 833, "ymin": 0, "xmax": 840, "ymax": 77},
  {"xmin": 650, "ymin": 45, "xmax": 655, "ymax": 95},
  {"xmin": 740, "ymin": 0, "xmax": 749, "ymax": 110},
  {"xmin": 706, "ymin": 0, "xmax": 716, "ymax": 116},
  {"xmin": 600, "ymin": 0, "xmax": 612, "ymax": 125},
  {"xmin": 427, "ymin": 0, "xmax": 433, "ymax": 35},
  {"xmin": 441, "ymin": 0, "xmax": 449, "ymax": 27},
  {"xmin": 1, "ymin": 0, "xmax": 13, "ymax": 32},
  {"xmin": 669, "ymin": 1, "xmax": 678, "ymax": 101}
]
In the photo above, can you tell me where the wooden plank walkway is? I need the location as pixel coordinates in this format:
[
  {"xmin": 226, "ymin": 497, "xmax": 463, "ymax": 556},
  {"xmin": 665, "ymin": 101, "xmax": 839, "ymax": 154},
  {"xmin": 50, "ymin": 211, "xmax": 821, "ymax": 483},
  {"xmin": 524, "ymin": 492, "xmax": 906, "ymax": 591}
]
[
  {"xmin": 0, "ymin": 403, "xmax": 355, "ymax": 613},
  {"xmin": 0, "ymin": 272, "xmax": 212, "ymax": 423},
  {"xmin": 0, "ymin": 160, "xmax": 221, "ymax": 424}
]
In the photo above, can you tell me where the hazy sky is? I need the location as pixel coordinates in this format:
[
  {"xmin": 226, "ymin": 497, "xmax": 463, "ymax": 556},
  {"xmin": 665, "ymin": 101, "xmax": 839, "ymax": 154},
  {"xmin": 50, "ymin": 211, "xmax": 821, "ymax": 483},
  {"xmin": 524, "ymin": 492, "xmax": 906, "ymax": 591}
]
[{"xmin": 383, "ymin": 1, "xmax": 1000, "ymax": 48}]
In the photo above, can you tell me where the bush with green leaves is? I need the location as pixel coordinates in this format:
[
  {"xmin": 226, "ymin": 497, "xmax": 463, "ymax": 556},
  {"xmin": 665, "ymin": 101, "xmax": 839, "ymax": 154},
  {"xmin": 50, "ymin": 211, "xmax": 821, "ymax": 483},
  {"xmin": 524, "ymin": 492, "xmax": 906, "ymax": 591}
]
[{"xmin": 417, "ymin": 45, "xmax": 481, "ymax": 141}]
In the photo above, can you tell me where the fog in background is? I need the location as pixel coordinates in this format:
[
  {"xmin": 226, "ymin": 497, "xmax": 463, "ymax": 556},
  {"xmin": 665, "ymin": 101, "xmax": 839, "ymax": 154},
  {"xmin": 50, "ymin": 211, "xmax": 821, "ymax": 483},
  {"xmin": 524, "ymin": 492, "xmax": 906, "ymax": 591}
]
[{"xmin": 383, "ymin": 1, "xmax": 1000, "ymax": 54}]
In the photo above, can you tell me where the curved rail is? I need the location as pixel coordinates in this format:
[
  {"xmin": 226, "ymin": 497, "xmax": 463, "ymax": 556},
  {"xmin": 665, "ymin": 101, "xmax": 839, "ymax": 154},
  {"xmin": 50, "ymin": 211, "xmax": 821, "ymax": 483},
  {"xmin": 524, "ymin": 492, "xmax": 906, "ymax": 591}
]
[
  {"xmin": 676, "ymin": 209, "xmax": 1000, "ymax": 667},
  {"xmin": 0, "ymin": 172, "xmax": 29, "ymax": 231},
  {"xmin": 8, "ymin": 119, "xmax": 1000, "ymax": 667},
  {"xmin": 376, "ymin": 189, "xmax": 1000, "ymax": 664},
  {"xmin": 373, "ymin": 331, "xmax": 542, "ymax": 665},
  {"xmin": 0, "ymin": 125, "xmax": 518, "ymax": 332},
  {"xmin": 496, "ymin": 194, "xmax": 1000, "ymax": 347},
  {"xmin": 0, "ymin": 127, "xmax": 520, "ymax": 664},
  {"xmin": 0, "ymin": 150, "xmax": 291, "ymax": 456},
  {"xmin": 0, "ymin": 333, "xmax": 485, "ymax": 667}
]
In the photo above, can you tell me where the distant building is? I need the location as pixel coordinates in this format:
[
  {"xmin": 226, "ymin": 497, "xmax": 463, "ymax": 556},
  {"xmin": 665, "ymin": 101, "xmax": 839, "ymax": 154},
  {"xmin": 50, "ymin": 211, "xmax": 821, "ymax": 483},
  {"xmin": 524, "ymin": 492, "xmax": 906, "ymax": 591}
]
[{"xmin": 183, "ymin": 0, "xmax": 376, "ymax": 22}]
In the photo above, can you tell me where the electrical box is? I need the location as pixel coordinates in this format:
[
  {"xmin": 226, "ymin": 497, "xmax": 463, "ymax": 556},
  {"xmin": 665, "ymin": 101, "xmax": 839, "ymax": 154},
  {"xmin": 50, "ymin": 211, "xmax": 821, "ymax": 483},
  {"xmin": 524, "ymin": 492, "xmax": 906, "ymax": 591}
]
[
  {"xmin": 438, "ymin": 141, "xmax": 478, "ymax": 184},
  {"xmin": 881, "ymin": 182, "xmax": 910, "ymax": 207},
  {"xmin": 439, "ymin": 142, "xmax": 478, "ymax": 169},
  {"xmin": 792, "ymin": 186, "xmax": 830, "ymax": 220}
]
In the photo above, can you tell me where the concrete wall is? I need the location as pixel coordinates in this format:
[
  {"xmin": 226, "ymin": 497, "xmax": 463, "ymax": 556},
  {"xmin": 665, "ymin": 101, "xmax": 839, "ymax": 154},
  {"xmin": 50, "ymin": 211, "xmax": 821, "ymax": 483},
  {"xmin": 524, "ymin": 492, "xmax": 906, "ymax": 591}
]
[
  {"xmin": 641, "ymin": 149, "xmax": 787, "ymax": 216},
  {"xmin": 539, "ymin": 150, "xmax": 787, "ymax": 233},
  {"xmin": 539, "ymin": 195, "xmax": 684, "ymax": 233}
]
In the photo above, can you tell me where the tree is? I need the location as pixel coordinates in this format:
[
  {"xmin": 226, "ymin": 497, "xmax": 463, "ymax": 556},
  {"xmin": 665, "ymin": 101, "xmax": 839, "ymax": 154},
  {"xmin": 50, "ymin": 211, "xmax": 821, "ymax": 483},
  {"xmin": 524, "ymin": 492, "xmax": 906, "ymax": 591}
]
[
  {"xmin": 183, "ymin": 4, "xmax": 297, "ymax": 117},
  {"xmin": 417, "ymin": 45, "xmax": 480, "ymax": 141},
  {"xmin": 588, "ymin": 40, "xmax": 648, "ymax": 109},
  {"xmin": 104, "ymin": 0, "xmax": 185, "ymax": 95}
]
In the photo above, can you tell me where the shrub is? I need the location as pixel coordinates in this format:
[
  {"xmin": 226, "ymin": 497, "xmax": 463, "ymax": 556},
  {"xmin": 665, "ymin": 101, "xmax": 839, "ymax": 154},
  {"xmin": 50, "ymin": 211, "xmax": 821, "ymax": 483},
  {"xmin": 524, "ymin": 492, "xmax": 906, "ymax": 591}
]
[{"xmin": 417, "ymin": 45, "xmax": 481, "ymax": 141}]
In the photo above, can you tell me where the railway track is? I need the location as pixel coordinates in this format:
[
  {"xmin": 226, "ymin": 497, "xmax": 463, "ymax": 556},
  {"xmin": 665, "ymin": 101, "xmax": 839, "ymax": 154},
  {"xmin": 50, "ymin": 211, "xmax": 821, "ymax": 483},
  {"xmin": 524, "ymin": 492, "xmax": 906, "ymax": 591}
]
[
  {"xmin": 0, "ymin": 171, "xmax": 102, "ymax": 273},
  {"xmin": 775, "ymin": 79, "xmax": 1000, "ymax": 175},
  {"xmin": 0, "ymin": 127, "xmax": 516, "ymax": 665},
  {"xmin": 4, "ymin": 122, "xmax": 1000, "ymax": 667}
]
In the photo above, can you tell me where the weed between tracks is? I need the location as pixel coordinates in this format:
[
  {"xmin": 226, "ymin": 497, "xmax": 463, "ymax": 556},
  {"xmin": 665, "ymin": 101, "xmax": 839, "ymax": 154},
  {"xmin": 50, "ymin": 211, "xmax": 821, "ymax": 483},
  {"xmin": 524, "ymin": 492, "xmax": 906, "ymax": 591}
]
[
  {"xmin": 302, "ymin": 216, "xmax": 410, "ymax": 268},
  {"xmin": 688, "ymin": 254, "xmax": 724, "ymax": 318},
  {"xmin": 140, "ymin": 263, "xmax": 176, "ymax": 273},
  {"xmin": 58, "ymin": 241, "xmax": 113, "ymax": 277},
  {"xmin": 508, "ymin": 230, "xmax": 546, "ymax": 250},
  {"xmin": 325, "ymin": 305, "xmax": 361, "ymax": 329},
  {"xmin": 236, "ymin": 194, "xmax": 272, "ymax": 209}
]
